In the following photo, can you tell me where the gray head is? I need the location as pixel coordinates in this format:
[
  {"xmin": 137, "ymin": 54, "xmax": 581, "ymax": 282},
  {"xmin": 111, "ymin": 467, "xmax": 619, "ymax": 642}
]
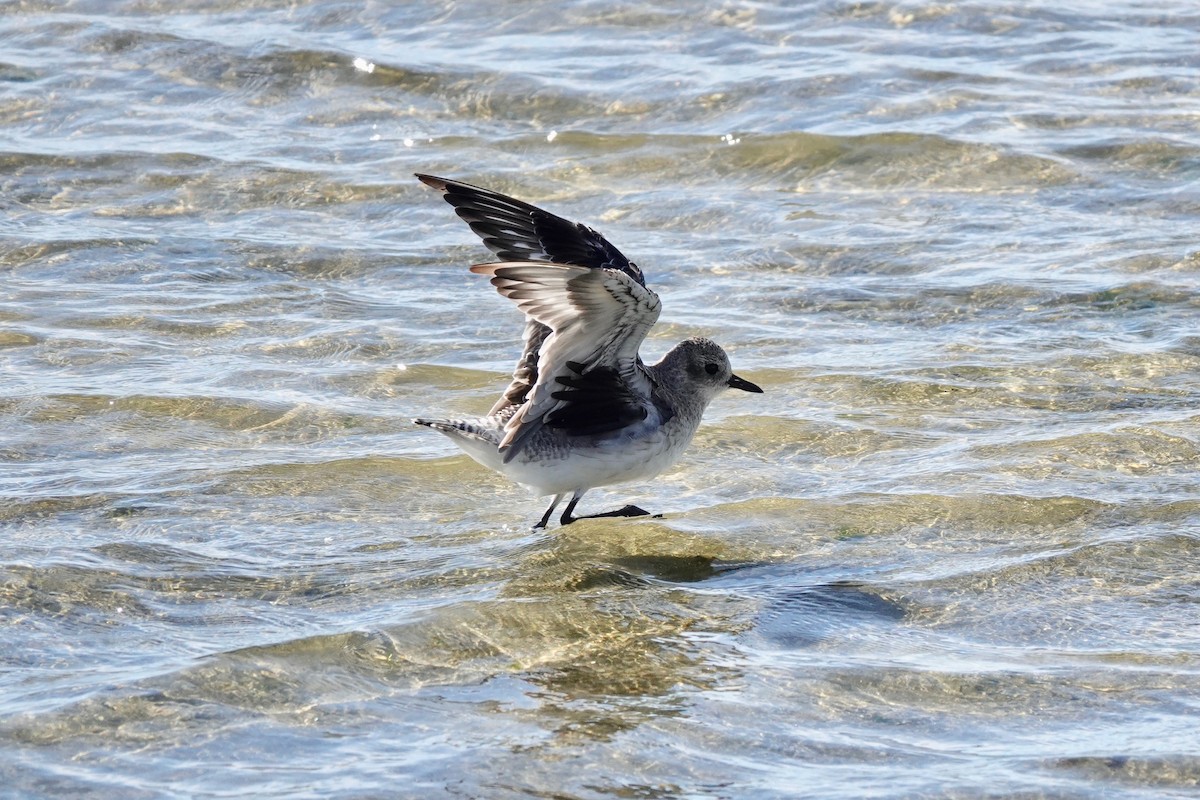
[{"xmin": 654, "ymin": 337, "xmax": 763, "ymax": 408}]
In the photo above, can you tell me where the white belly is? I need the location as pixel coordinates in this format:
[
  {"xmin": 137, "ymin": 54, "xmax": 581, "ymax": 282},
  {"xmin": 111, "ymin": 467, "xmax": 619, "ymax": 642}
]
[{"xmin": 455, "ymin": 417, "xmax": 699, "ymax": 497}]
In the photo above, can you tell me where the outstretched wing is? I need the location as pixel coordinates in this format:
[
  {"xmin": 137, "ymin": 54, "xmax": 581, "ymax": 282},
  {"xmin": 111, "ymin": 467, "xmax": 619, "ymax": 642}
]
[
  {"xmin": 417, "ymin": 174, "xmax": 651, "ymax": 418},
  {"xmin": 416, "ymin": 174, "xmax": 646, "ymax": 286},
  {"xmin": 468, "ymin": 261, "xmax": 662, "ymax": 461}
]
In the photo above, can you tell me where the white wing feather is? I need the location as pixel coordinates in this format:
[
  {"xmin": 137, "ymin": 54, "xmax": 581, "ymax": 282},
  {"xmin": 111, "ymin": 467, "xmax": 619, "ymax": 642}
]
[{"xmin": 468, "ymin": 261, "xmax": 662, "ymax": 457}]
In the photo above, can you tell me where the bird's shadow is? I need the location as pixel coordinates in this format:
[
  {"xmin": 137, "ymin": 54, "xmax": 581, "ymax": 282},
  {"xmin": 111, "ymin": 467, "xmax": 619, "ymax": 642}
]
[
  {"xmin": 558, "ymin": 528, "xmax": 908, "ymax": 647},
  {"xmin": 510, "ymin": 520, "xmax": 902, "ymax": 619},
  {"xmin": 505, "ymin": 516, "xmax": 739, "ymax": 589},
  {"xmin": 755, "ymin": 581, "xmax": 905, "ymax": 647},
  {"xmin": 703, "ymin": 561, "xmax": 908, "ymax": 649},
  {"xmin": 606, "ymin": 552, "xmax": 720, "ymax": 582}
]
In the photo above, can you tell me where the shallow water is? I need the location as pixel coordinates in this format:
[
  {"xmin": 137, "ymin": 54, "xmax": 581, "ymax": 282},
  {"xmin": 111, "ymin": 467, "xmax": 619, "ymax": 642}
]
[{"xmin": 3, "ymin": 1, "xmax": 1200, "ymax": 797}]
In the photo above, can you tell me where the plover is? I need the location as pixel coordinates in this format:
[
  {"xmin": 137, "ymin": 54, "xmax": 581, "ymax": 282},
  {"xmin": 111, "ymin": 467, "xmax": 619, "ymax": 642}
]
[{"xmin": 414, "ymin": 174, "xmax": 762, "ymax": 528}]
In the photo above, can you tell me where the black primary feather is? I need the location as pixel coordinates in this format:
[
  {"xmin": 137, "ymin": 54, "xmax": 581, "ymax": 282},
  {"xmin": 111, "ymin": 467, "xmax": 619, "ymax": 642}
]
[{"xmin": 415, "ymin": 174, "xmax": 646, "ymax": 287}]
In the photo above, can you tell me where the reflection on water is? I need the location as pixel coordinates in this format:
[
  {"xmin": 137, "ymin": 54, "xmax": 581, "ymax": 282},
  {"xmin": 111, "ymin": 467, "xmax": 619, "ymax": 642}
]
[{"xmin": 3, "ymin": 0, "xmax": 1200, "ymax": 797}]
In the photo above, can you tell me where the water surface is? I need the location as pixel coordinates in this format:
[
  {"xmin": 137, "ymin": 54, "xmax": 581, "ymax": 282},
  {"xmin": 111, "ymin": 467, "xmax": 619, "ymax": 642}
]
[{"xmin": 3, "ymin": 1, "xmax": 1200, "ymax": 797}]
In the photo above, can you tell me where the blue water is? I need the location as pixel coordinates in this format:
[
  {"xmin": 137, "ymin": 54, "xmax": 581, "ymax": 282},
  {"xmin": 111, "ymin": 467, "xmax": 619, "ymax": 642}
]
[{"xmin": 3, "ymin": 1, "xmax": 1200, "ymax": 797}]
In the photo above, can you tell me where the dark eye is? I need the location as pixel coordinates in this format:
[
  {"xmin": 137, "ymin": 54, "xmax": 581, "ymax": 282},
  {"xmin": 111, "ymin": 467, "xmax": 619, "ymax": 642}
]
[{"xmin": 705, "ymin": 363, "xmax": 719, "ymax": 376}]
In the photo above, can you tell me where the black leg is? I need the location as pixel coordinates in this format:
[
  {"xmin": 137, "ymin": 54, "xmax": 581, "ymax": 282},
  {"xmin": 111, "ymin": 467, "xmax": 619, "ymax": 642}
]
[
  {"xmin": 535, "ymin": 493, "xmax": 564, "ymax": 530},
  {"xmin": 559, "ymin": 495, "xmax": 582, "ymax": 526}
]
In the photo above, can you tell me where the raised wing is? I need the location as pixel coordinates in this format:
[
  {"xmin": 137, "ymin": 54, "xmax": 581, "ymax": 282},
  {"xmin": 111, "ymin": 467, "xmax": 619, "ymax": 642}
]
[
  {"xmin": 415, "ymin": 174, "xmax": 646, "ymax": 286},
  {"xmin": 468, "ymin": 261, "xmax": 662, "ymax": 461},
  {"xmin": 418, "ymin": 174, "xmax": 651, "ymax": 418}
]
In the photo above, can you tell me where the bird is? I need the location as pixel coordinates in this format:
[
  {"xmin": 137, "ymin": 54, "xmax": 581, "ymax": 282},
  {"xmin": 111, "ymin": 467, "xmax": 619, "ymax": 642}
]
[{"xmin": 412, "ymin": 174, "xmax": 762, "ymax": 529}]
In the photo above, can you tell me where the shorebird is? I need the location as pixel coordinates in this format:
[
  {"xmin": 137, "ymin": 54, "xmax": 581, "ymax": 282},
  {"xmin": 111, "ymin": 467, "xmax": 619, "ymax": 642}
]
[{"xmin": 413, "ymin": 174, "xmax": 762, "ymax": 528}]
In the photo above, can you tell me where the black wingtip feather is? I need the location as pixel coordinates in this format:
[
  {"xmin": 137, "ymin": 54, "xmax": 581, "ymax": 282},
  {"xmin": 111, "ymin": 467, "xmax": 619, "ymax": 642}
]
[
  {"xmin": 415, "ymin": 173, "xmax": 647, "ymax": 287},
  {"xmin": 415, "ymin": 173, "xmax": 448, "ymax": 191}
]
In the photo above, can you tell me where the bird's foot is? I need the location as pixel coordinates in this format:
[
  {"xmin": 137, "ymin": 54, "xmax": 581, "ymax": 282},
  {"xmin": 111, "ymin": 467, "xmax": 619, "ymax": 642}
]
[
  {"xmin": 560, "ymin": 504, "xmax": 655, "ymax": 525},
  {"xmin": 586, "ymin": 504, "xmax": 652, "ymax": 519}
]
